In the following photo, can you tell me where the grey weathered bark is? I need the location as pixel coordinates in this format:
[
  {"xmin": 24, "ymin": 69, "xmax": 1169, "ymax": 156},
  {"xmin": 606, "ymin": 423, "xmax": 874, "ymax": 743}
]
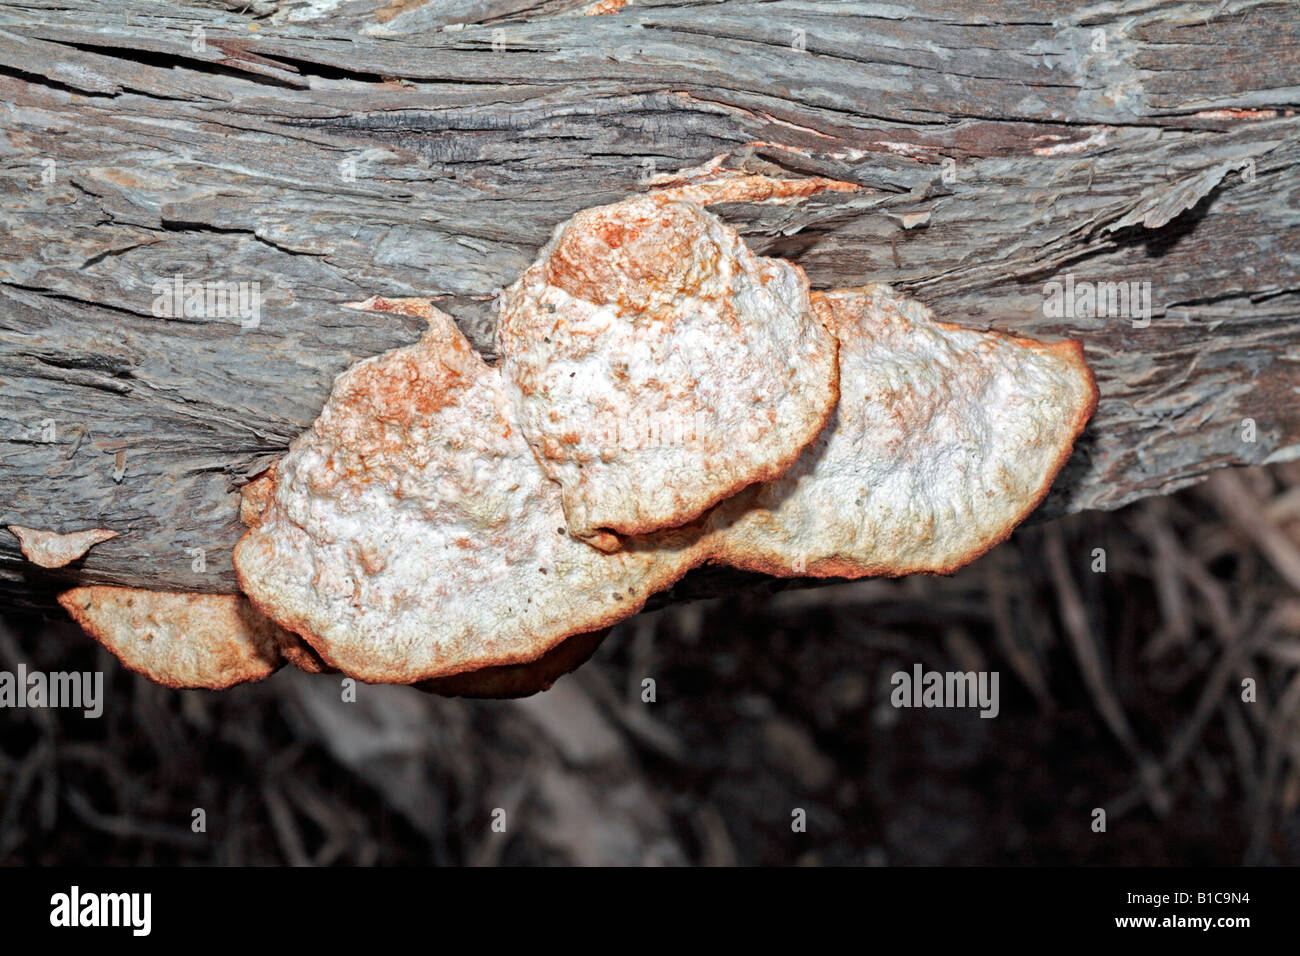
[{"xmin": 2, "ymin": 0, "xmax": 1298, "ymax": 613}]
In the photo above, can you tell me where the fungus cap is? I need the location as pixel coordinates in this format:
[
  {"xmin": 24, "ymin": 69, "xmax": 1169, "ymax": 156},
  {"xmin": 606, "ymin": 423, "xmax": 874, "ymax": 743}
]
[
  {"xmin": 9, "ymin": 526, "xmax": 117, "ymax": 568},
  {"xmin": 495, "ymin": 195, "xmax": 839, "ymax": 546},
  {"xmin": 57, "ymin": 587, "xmax": 284, "ymax": 689},
  {"xmin": 706, "ymin": 284, "xmax": 1098, "ymax": 577},
  {"xmin": 234, "ymin": 306, "xmax": 706, "ymax": 684}
]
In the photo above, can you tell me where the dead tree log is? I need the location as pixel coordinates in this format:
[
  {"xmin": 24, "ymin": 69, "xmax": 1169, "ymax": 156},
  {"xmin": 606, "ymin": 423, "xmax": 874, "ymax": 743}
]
[{"xmin": 2, "ymin": 0, "xmax": 1298, "ymax": 613}]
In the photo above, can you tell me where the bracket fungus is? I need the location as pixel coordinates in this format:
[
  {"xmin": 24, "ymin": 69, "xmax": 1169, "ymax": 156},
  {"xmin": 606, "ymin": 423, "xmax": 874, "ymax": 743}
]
[
  {"xmin": 496, "ymin": 195, "xmax": 839, "ymax": 548},
  {"xmin": 9, "ymin": 525, "xmax": 117, "ymax": 568},
  {"xmin": 238, "ymin": 464, "xmax": 277, "ymax": 529},
  {"xmin": 417, "ymin": 627, "xmax": 611, "ymax": 699},
  {"xmin": 57, "ymin": 588, "xmax": 286, "ymax": 690},
  {"xmin": 233, "ymin": 304, "xmax": 707, "ymax": 684},
  {"xmin": 56, "ymin": 191, "xmax": 1098, "ymax": 699},
  {"xmin": 706, "ymin": 285, "xmax": 1098, "ymax": 576}
]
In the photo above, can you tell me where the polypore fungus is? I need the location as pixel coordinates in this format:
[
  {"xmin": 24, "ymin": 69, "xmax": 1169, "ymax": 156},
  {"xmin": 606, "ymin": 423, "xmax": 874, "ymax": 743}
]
[
  {"xmin": 495, "ymin": 194, "xmax": 839, "ymax": 548},
  {"xmin": 706, "ymin": 285, "xmax": 1098, "ymax": 576},
  {"xmin": 238, "ymin": 465, "xmax": 277, "ymax": 529},
  {"xmin": 55, "ymin": 198, "xmax": 1098, "ymax": 697},
  {"xmin": 417, "ymin": 627, "xmax": 610, "ymax": 698},
  {"xmin": 57, "ymin": 587, "xmax": 285, "ymax": 689},
  {"xmin": 233, "ymin": 304, "xmax": 707, "ymax": 684},
  {"xmin": 9, "ymin": 525, "xmax": 117, "ymax": 568}
]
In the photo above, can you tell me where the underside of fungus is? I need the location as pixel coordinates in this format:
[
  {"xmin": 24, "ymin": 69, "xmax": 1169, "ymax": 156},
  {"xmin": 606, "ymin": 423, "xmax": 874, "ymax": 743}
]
[
  {"xmin": 496, "ymin": 195, "xmax": 839, "ymax": 548},
  {"xmin": 417, "ymin": 627, "xmax": 611, "ymax": 699}
]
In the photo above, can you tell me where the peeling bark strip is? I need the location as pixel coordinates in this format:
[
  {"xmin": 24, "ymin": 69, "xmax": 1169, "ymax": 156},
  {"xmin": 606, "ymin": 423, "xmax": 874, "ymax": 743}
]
[{"xmin": 1, "ymin": 0, "xmax": 1298, "ymax": 613}]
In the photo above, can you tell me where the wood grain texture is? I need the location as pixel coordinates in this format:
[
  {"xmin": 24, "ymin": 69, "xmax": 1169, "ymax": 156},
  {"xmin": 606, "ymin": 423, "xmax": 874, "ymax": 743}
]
[{"xmin": 2, "ymin": 0, "xmax": 1298, "ymax": 612}]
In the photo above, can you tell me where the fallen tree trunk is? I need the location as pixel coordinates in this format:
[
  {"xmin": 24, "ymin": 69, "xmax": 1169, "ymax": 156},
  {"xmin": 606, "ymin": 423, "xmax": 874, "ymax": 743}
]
[{"xmin": 2, "ymin": 0, "xmax": 1298, "ymax": 612}]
